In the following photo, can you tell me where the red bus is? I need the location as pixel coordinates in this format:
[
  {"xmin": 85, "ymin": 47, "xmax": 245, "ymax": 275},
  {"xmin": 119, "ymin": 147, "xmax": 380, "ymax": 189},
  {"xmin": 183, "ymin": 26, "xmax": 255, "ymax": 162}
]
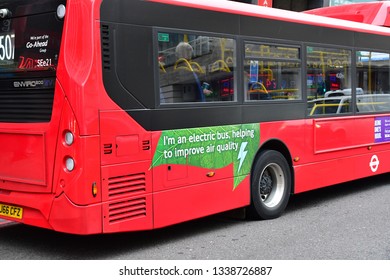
[{"xmin": 1, "ymin": 0, "xmax": 390, "ymax": 234}]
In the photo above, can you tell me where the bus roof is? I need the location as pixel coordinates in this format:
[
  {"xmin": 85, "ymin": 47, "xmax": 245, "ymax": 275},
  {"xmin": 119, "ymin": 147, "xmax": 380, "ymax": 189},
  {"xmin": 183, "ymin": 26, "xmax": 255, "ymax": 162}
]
[
  {"xmin": 305, "ymin": 1, "xmax": 390, "ymax": 27},
  {"xmin": 149, "ymin": 0, "xmax": 390, "ymax": 36}
]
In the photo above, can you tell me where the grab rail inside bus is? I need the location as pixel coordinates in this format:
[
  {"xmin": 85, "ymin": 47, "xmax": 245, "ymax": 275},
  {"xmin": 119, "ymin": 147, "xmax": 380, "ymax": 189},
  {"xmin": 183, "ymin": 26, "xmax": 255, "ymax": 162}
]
[
  {"xmin": 159, "ymin": 62, "xmax": 166, "ymax": 73},
  {"xmin": 174, "ymin": 58, "xmax": 205, "ymax": 73},
  {"xmin": 210, "ymin": 60, "xmax": 231, "ymax": 73},
  {"xmin": 248, "ymin": 82, "xmax": 269, "ymax": 94}
]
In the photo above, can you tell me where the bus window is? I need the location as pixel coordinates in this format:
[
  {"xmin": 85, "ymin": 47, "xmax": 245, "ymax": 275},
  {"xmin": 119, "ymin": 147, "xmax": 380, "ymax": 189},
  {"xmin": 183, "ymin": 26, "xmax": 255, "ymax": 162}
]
[
  {"xmin": 158, "ymin": 32, "xmax": 236, "ymax": 103},
  {"xmin": 0, "ymin": 13, "xmax": 62, "ymax": 73},
  {"xmin": 356, "ymin": 94, "xmax": 390, "ymax": 113},
  {"xmin": 306, "ymin": 46, "xmax": 352, "ymax": 106},
  {"xmin": 244, "ymin": 43, "xmax": 301, "ymax": 101},
  {"xmin": 356, "ymin": 51, "xmax": 390, "ymax": 113},
  {"xmin": 0, "ymin": 2, "xmax": 63, "ymax": 123},
  {"xmin": 308, "ymin": 96, "xmax": 351, "ymax": 116}
]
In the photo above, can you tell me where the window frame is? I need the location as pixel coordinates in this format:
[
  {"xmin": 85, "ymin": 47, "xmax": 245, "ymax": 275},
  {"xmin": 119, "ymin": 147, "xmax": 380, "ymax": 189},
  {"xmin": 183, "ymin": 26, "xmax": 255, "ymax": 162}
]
[
  {"xmin": 355, "ymin": 49, "xmax": 390, "ymax": 115},
  {"xmin": 154, "ymin": 28, "xmax": 240, "ymax": 108},
  {"xmin": 305, "ymin": 43, "xmax": 354, "ymax": 118},
  {"xmin": 243, "ymin": 40, "xmax": 303, "ymax": 103}
]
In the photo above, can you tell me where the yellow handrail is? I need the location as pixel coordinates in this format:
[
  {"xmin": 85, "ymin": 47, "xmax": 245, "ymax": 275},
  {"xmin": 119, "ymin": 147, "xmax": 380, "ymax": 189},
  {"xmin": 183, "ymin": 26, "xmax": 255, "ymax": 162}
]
[
  {"xmin": 248, "ymin": 82, "xmax": 268, "ymax": 94},
  {"xmin": 210, "ymin": 60, "xmax": 231, "ymax": 73},
  {"xmin": 174, "ymin": 58, "xmax": 205, "ymax": 73},
  {"xmin": 159, "ymin": 62, "xmax": 166, "ymax": 73}
]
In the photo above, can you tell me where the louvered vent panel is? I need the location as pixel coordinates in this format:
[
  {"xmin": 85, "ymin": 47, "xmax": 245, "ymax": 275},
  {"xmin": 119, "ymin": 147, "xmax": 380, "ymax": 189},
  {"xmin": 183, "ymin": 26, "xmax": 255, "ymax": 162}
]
[
  {"xmin": 108, "ymin": 197, "xmax": 147, "ymax": 223},
  {"xmin": 101, "ymin": 24, "xmax": 111, "ymax": 71},
  {"xmin": 108, "ymin": 173, "xmax": 146, "ymax": 198},
  {"xmin": 142, "ymin": 140, "xmax": 151, "ymax": 150},
  {"xmin": 103, "ymin": 143, "xmax": 113, "ymax": 154},
  {"xmin": 0, "ymin": 89, "xmax": 54, "ymax": 123}
]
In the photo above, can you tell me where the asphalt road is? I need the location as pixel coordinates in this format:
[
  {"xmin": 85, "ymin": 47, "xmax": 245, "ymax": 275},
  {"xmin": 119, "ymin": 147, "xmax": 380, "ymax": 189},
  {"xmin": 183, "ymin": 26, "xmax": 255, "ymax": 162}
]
[{"xmin": 0, "ymin": 173, "xmax": 389, "ymax": 260}]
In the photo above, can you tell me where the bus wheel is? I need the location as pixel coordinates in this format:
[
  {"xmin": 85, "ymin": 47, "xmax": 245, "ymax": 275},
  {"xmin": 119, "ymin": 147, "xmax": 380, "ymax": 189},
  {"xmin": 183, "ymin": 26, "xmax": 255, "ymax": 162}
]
[{"xmin": 248, "ymin": 150, "xmax": 291, "ymax": 220}]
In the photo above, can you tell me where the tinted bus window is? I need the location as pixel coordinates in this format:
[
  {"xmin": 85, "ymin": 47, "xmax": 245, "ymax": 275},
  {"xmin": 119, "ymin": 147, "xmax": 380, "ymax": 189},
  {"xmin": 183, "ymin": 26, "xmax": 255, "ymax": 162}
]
[
  {"xmin": 356, "ymin": 51, "xmax": 390, "ymax": 113},
  {"xmin": 244, "ymin": 43, "xmax": 301, "ymax": 101},
  {"xmin": 307, "ymin": 46, "xmax": 352, "ymax": 99},
  {"xmin": 307, "ymin": 46, "xmax": 352, "ymax": 114},
  {"xmin": 308, "ymin": 96, "xmax": 351, "ymax": 116},
  {"xmin": 356, "ymin": 94, "xmax": 390, "ymax": 113},
  {"xmin": 0, "ymin": 13, "xmax": 63, "ymax": 73},
  {"xmin": 158, "ymin": 32, "xmax": 236, "ymax": 103}
]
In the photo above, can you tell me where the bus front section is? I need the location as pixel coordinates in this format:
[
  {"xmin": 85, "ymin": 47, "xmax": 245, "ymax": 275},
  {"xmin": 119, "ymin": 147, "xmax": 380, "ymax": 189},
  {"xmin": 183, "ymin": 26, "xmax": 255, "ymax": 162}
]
[{"xmin": 0, "ymin": 0, "xmax": 102, "ymax": 234}]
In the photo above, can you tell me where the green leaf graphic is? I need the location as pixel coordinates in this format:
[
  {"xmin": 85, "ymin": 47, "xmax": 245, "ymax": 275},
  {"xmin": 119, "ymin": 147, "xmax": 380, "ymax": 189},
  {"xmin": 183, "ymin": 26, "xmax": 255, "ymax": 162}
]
[{"xmin": 151, "ymin": 124, "xmax": 260, "ymax": 189}]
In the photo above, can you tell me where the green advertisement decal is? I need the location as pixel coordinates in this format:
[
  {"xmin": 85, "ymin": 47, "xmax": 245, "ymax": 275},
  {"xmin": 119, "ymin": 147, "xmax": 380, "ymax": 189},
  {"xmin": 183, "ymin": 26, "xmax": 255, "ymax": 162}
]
[{"xmin": 151, "ymin": 124, "xmax": 260, "ymax": 189}]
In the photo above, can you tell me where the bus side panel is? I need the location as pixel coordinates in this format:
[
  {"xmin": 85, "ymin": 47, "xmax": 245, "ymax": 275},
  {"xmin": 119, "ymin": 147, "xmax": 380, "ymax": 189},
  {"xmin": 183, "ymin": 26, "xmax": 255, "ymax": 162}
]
[
  {"xmin": 313, "ymin": 117, "xmax": 373, "ymax": 153},
  {"xmin": 99, "ymin": 111, "xmax": 152, "ymax": 166},
  {"xmin": 294, "ymin": 116, "xmax": 390, "ymax": 193},
  {"xmin": 294, "ymin": 157, "xmax": 356, "ymax": 193},
  {"xmin": 153, "ymin": 174, "xmax": 250, "ymax": 229},
  {"xmin": 99, "ymin": 111, "xmax": 154, "ymax": 232},
  {"xmin": 294, "ymin": 147, "xmax": 390, "ymax": 193},
  {"xmin": 152, "ymin": 163, "xmax": 235, "ymax": 192},
  {"xmin": 101, "ymin": 161, "xmax": 153, "ymax": 233},
  {"xmin": 260, "ymin": 117, "xmax": 390, "ymax": 194},
  {"xmin": 102, "ymin": 193, "xmax": 154, "ymax": 233}
]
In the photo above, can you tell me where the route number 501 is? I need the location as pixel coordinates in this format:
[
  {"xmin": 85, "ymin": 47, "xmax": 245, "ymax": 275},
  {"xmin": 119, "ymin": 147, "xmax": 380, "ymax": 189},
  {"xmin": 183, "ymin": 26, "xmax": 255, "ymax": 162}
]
[{"xmin": 0, "ymin": 33, "xmax": 15, "ymax": 61}]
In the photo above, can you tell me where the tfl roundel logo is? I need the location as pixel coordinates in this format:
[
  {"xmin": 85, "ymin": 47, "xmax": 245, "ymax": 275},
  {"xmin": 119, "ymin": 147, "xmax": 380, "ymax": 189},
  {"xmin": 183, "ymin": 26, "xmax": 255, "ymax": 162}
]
[{"xmin": 369, "ymin": 155, "xmax": 379, "ymax": 173}]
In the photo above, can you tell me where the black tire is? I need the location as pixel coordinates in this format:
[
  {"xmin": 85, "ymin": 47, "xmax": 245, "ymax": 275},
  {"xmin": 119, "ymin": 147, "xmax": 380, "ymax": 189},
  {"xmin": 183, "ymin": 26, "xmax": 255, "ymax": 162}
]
[{"xmin": 248, "ymin": 150, "xmax": 291, "ymax": 220}]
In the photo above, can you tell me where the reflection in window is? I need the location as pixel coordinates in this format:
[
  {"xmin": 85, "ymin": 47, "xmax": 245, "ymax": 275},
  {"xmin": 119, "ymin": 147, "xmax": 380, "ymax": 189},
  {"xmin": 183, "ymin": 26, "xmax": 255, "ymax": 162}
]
[
  {"xmin": 307, "ymin": 46, "xmax": 352, "ymax": 115},
  {"xmin": 356, "ymin": 94, "xmax": 390, "ymax": 113},
  {"xmin": 308, "ymin": 96, "xmax": 351, "ymax": 116},
  {"xmin": 158, "ymin": 32, "xmax": 236, "ymax": 103},
  {"xmin": 244, "ymin": 43, "xmax": 301, "ymax": 101},
  {"xmin": 356, "ymin": 51, "xmax": 390, "ymax": 113}
]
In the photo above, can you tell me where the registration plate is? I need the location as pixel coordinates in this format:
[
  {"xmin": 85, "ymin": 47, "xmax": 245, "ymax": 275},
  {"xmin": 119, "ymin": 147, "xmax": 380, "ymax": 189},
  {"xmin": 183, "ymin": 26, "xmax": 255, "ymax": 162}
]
[{"xmin": 0, "ymin": 203, "xmax": 23, "ymax": 220}]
